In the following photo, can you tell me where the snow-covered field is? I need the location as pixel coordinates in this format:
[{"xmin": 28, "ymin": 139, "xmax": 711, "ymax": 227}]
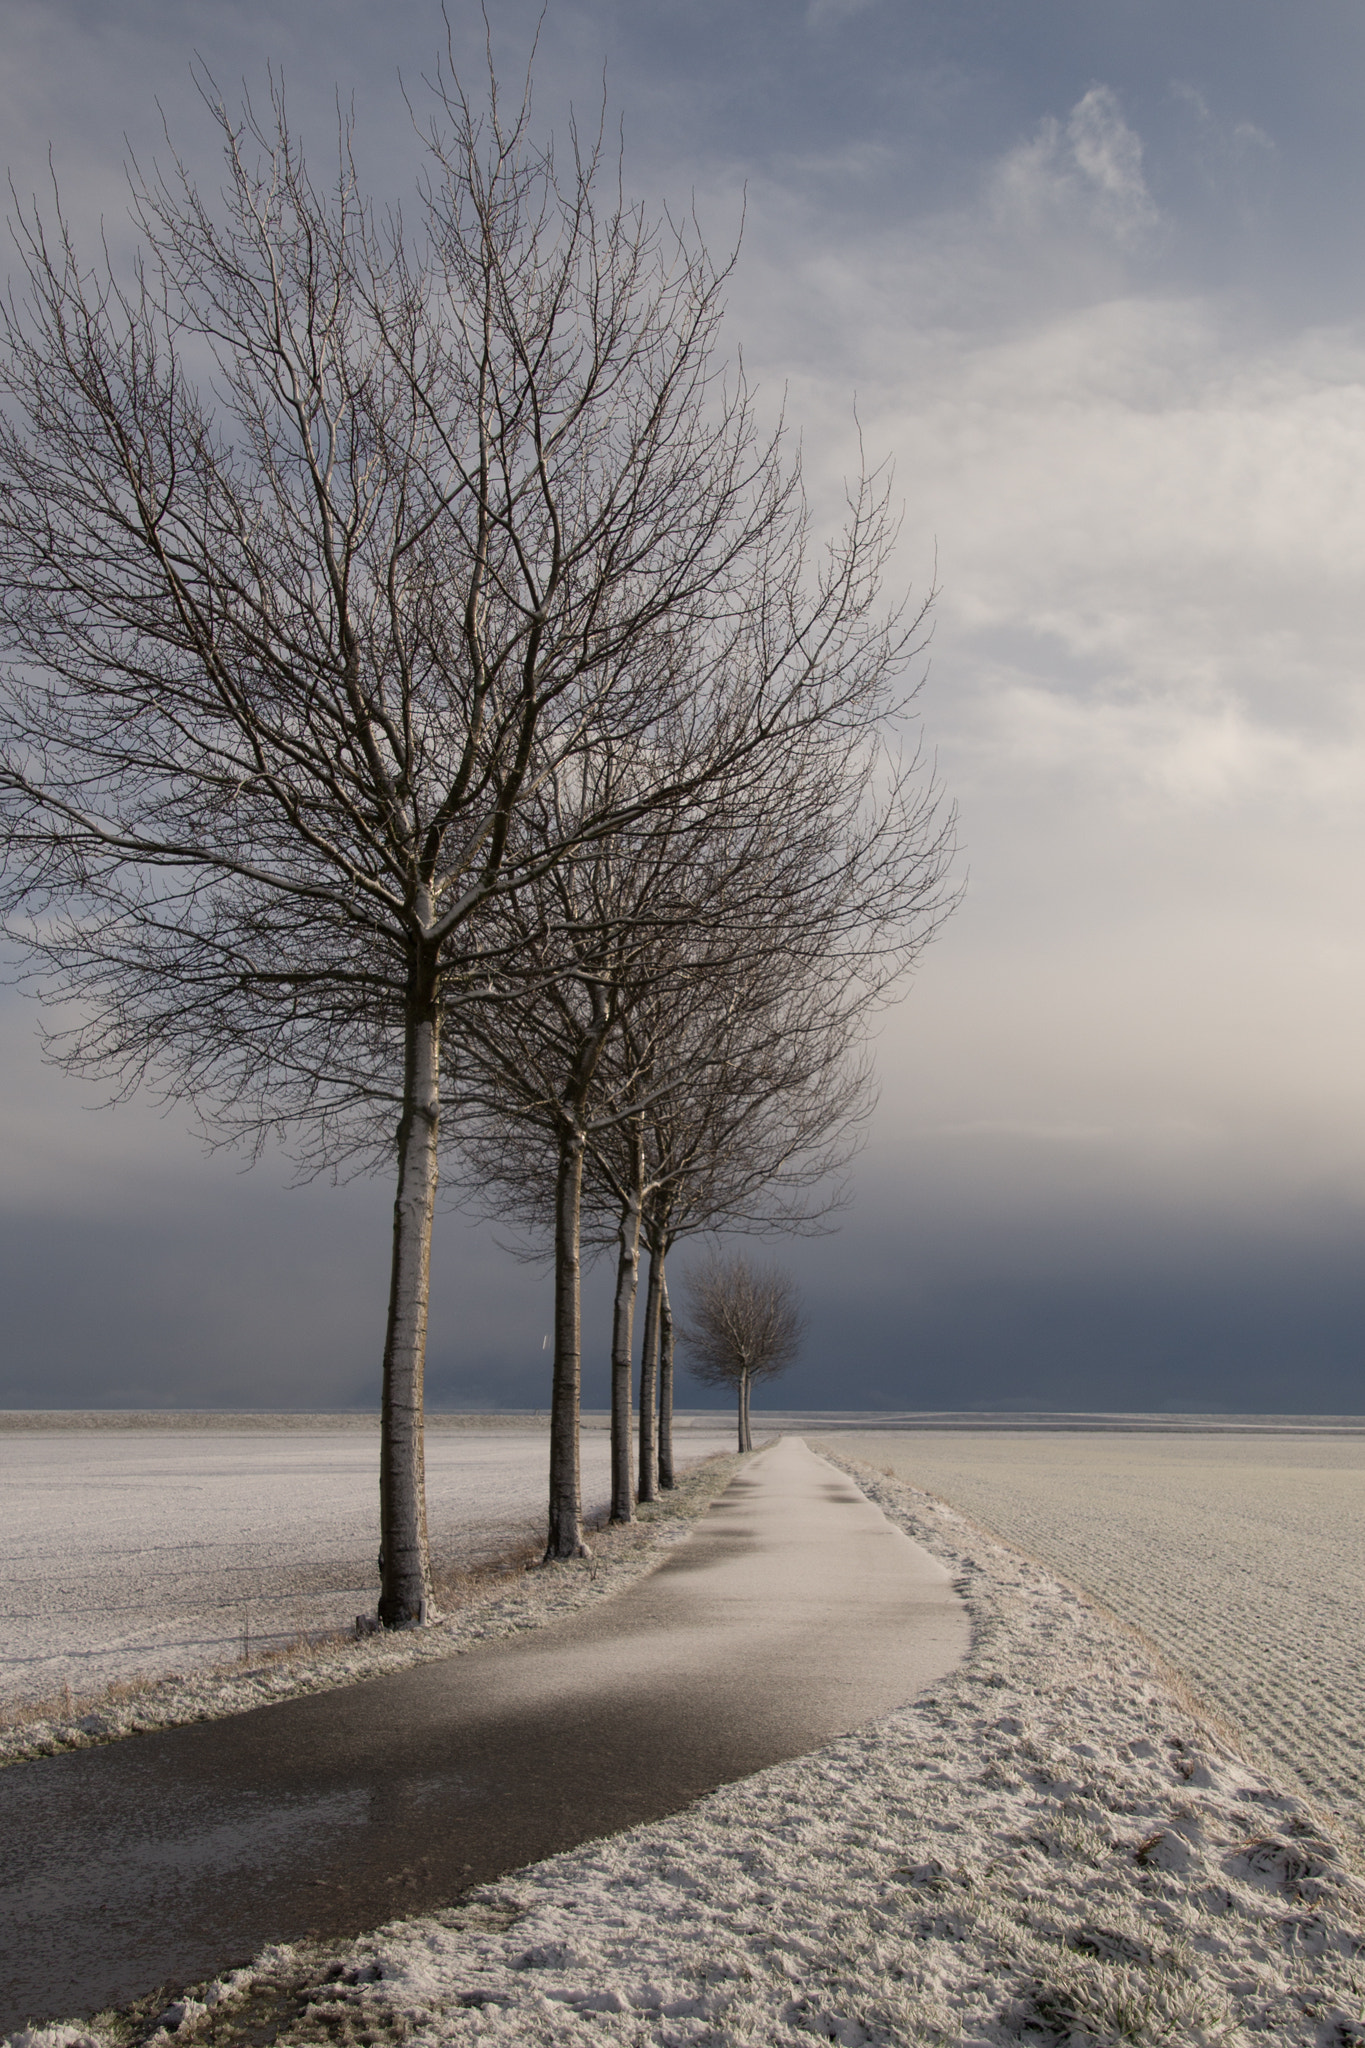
[
  {"xmin": 20, "ymin": 1449, "xmax": 1365, "ymax": 2048},
  {"xmin": 0, "ymin": 1416, "xmax": 736, "ymax": 1712},
  {"xmin": 820, "ymin": 1427, "xmax": 1365, "ymax": 1854}
]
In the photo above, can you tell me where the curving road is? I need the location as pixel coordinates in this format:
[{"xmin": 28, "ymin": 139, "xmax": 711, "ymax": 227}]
[{"xmin": 0, "ymin": 1438, "xmax": 967, "ymax": 2031}]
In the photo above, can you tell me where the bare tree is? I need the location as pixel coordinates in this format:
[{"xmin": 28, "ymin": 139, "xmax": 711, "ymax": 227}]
[
  {"xmin": 628, "ymin": 969, "xmax": 870, "ymax": 1494},
  {"xmin": 459, "ymin": 666, "xmax": 955, "ymax": 1540},
  {"xmin": 613, "ymin": 715, "xmax": 957, "ymax": 1498},
  {"xmin": 450, "ymin": 761, "xmax": 732, "ymax": 1555},
  {"xmin": 0, "ymin": 50, "xmax": 915, "ymax": 1620},
  {"xmin": 678, "ymin": 1253, "xmax": 804, "ymax": 1452},
  {"xmin": 591, "ymin": 917, "xmax": 868, "ymax": 1503},
  {"xmin": 449, "ymin": 742, "xmax": 801, "ymax": 1547}
]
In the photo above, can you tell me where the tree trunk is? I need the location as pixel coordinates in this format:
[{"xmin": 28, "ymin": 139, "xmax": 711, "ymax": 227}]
[
  {"xmin": 378, "ymin": 966, "xmax": 440, "ymax": 1629},
  {"xmin": 737, "ymin": 1367, "xmax": 753, "ymax": 1454},
  {"xmin": 638, "ymin": 1238, "xmax": 662, "ymax": 1504},
  {"xmin": 657, "ymin": 1258, "xmax": 675, "ymax": 1490},
  {"xmin": 546, "ymin": 1122, "xmax": 590, "ymax": 1559},
  {"xmin": 608, "ymin": 1142, "xmax": 644, "ymax": 1523}
]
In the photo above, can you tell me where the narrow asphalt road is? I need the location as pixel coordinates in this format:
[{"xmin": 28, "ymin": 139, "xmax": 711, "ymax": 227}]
[{"xmin": 0, "ymin": 1438, "xmax": 967, "ymax": 2031}]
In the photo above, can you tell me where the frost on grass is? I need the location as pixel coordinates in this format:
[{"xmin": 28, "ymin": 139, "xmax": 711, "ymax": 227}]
[
  {"xmin": 1, "ymin": 1422, "xmax": 738, "ymax": 1720},
  {"xmin": 0, "ymin": 1453, "xmax": 743, "ymax": 1770},
  {"xmin": 31, "ymin": 1454, "xmax": 1365, "ymax": 2048}
]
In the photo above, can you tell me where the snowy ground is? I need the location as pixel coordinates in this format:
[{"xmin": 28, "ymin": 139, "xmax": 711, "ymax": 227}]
[
  {"xmin": 14, "ymin": 1447, "xmax": 1365, "ymax": 2048},
  {"xmin": 819, "ymin": 1427, "xmax": 1365, "ymax": 1854},
  {"xmin": 0, "ymin": 1416, "xmax": 736, "ymax": 1714}
]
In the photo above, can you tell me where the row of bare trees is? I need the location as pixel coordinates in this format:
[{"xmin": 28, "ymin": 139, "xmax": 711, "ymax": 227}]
[
  {"xmin": 0, "ymin": 46, "xmax": 955, "ymax": 1620},
  {"xmin": 451, "ymin": 675, "xmax": 950, "ymax": 1550}
]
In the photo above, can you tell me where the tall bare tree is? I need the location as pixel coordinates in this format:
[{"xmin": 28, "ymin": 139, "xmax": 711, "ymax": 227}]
[
  {"xmin": 626, "ymin": 959, "xmax": 873, "ymax": 1496},
  {"xmin": 451, "ymin": 761, "xmax": 728, "ymax": 1555},
  {"xmin": 678, "ymin": 1253, "xmax": 804, "ymax": 1451},
  {"xmin": 0, "ymin": 49, "xmax": 917, "ymax": 1622},
  {"xmin": 459, "ymin": 663, "xmax": 955, "ymax": 1539},
  {"xmin": 449, "ymin": 743, "xmax": 788, "ymax": 1548},
  {"xmin": 609, "ymin": 705, "xmax": 957, "ymax": 1499},
  {"xmin": 586, "ymin": 942, "xmax": 802, "ymax": 1519}
]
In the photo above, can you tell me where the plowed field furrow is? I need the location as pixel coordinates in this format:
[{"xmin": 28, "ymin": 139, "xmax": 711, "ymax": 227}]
[{"xmin": 824, "ymin": 1429, "xmax": 1365, "ymax": 1843}]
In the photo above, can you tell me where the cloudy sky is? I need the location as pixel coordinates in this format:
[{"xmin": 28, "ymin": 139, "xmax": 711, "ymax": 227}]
[{"xmin": 2, "ymin": 0, "xmax": 1364, "ymax": 1415}]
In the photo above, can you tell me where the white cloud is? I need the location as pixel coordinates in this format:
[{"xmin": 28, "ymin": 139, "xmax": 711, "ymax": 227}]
[
  {"xmin": 965, "ymin": 682, "xmax": 1365, "ymax": 812},
  {"xmin": 713, "ymin": 92, "xmax": 1365, "ymax": 1227},
  {"xmin": 1067, "ymin": 87, "xmax": 1151, "ymax": 205},
  {"xmin": 883, "ymin": 303, "xmax": 1365, "ymax": 780},
  {"xmin": 990, "ymin": 85, "xmax": 1158, "ymax": 248},
  {"xmin": 1169, "ymin": 80, "xmax": 1276, "ymax": 165},
  {"xmin": 737, "ymin": 258, "xmax": 1365, "ymax": 801}
]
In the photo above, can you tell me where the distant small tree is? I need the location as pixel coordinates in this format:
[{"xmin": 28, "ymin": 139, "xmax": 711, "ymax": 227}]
[{"xmin": 679, "ymin": 1254, "xmax": 804, "ymax": 1452}]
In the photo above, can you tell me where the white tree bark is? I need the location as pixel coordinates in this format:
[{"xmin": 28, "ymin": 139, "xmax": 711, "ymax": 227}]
[
  {"xmin": 657, "ymin": 1261, "xmax": 675, "ymax": 1489},
  {"xmin": 738, "ymin": 1366, "xmax": 753, "ymax": 1454},
  {"xmin": 638, "ymin": 1242, "xmax": 662, "ymax": 1504},
  {"xmin": 378, "ymin": 963, "xmax": 440, "ymax": 1627},
  {"xmin": 609, "ymin": 1136, "xmax": 644, "ymax": 1522},
  {"xmin": 546, "ymin": 1125, "xmax": 590, "ymax": 1560}
]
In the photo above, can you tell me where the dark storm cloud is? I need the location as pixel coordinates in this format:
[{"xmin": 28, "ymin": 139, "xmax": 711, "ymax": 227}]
[{"xmin": 738, "ymin": 1168, "xmax": 1365, "ymax": 1415}]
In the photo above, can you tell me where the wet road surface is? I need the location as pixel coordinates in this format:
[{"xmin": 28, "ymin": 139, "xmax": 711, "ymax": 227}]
[{"xmin": 0, "ymin": 1438, "xmax": 967, "ymax": 2030}]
